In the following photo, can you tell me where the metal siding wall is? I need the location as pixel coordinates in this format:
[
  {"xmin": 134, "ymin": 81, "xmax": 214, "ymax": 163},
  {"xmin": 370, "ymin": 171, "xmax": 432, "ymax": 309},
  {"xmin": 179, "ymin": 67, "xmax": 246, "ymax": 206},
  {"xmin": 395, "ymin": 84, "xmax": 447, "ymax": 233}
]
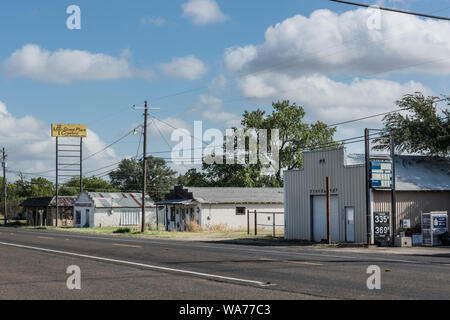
[
  {"xmin": 285, "ymin": 148, "xmax": 367, "ymax": 242},
  {"xmin": 373, "ymin": 191, "xmax": 450, "ymax": 230}
]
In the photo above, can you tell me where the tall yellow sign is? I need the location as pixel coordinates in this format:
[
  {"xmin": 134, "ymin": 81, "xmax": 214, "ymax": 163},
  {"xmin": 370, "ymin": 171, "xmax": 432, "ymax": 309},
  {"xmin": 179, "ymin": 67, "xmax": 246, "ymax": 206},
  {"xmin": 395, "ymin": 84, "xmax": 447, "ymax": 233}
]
[{"xmin": 51, "ymin": 124, "xmax": 87, "ymax": 138}]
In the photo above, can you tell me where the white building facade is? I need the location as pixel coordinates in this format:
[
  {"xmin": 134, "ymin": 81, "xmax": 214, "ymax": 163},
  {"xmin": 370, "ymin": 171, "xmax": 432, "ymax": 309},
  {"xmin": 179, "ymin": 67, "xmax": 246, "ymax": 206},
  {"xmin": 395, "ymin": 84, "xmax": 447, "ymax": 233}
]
[
  {"xmin": 73, "ymin": 192, "xmax": 162, "ymax": 228},
  {"xmin": 157, "ymin": 186, "xmax": 284, "ymax": 231}
]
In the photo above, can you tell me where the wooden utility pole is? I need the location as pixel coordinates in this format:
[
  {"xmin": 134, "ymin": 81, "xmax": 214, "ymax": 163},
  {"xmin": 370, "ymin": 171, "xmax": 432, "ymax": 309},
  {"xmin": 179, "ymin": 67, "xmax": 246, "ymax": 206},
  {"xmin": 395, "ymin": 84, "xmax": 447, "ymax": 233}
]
[
  {"xmin": 134, "ymin": 101, "xmax": 159, "ymax": 233},
  {"xmin": 326, "ymin": 176, "xmax": 331, "ymax": 244},
  {"xmin": 2, "ymin": 148, "xmax": 7, "ymax": 225},
  {"xmin": 142, "ymin": 102, "xmax": 148, "ymax": 233}
]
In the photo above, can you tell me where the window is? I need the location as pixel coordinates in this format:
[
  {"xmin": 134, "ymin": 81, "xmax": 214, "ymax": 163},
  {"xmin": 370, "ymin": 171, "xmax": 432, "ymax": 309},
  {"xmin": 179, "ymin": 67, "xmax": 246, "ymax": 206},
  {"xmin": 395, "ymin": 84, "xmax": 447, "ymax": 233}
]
[
  {"xmin": 75, "ymin": 210, "xmax": 81, "ymax": 225},
  {"xmin": 236, "ymin": 207, "xmax": 246, "ymax": 216}
]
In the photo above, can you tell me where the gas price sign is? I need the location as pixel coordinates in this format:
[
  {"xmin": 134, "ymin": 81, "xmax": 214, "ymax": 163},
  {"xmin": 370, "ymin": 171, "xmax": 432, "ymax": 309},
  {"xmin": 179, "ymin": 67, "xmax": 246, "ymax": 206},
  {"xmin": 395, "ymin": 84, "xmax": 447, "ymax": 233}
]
[{"xmin": 374, "ymin": 212, "xmax": 391, "ymax": 247}]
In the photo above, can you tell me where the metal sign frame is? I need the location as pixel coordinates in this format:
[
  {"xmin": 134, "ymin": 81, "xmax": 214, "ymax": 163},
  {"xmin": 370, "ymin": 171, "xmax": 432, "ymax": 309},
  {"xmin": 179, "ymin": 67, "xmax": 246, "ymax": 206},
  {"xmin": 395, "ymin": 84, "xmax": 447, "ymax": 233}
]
[{"xmin": 53, "ymin": 124, "xmax": 86, "ymax": 227}]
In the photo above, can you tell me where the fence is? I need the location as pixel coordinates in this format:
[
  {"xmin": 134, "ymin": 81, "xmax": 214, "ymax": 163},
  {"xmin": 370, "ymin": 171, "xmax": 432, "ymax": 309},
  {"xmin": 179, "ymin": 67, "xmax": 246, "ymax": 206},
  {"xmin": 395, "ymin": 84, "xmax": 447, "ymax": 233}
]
[{"xmin": 247, "ymin": 210, "xmax": 284, "ymax": 237}]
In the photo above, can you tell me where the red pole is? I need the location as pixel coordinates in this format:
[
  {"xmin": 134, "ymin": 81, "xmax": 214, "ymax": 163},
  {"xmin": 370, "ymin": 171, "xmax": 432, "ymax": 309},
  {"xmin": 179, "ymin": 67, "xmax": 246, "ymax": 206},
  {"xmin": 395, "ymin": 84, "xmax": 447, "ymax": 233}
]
[
  {"xmin": 326, "ymin": 176, "xmax": 331, "ymax": 244},
  {"xmin": 273, "ymin": 213, "xmax": 276, "ymax": 237},
  {"xmin": 254, "ymin": 210, "xmax": 257, "ymax": 236},
  {"xmin": 247, "ymin": 210, "xmax": 250, "ymax": 235}
]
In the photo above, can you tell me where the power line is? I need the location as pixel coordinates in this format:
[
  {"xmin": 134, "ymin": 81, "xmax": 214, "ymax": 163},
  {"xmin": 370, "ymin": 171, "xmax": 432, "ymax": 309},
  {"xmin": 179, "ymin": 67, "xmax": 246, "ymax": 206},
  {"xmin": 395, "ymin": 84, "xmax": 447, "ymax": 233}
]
[{"xmin": 330, "ymin": 0, "xmax": 450, "ymax": 21}]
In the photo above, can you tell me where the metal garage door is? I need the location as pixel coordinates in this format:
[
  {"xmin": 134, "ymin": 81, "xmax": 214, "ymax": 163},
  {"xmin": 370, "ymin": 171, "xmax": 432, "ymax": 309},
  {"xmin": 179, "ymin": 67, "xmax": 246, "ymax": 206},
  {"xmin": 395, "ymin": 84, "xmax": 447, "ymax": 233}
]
[{"xmin": 312, "ymin": 196, "xmax": 339, "ymax": 242}]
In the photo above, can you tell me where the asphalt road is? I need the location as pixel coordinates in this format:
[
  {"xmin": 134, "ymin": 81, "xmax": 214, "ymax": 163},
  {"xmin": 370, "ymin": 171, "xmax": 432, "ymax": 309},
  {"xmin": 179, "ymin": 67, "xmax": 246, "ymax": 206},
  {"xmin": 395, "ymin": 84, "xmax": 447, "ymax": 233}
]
[{"xmin": 0, "ymin": 228, "xmax": 449, "ymax": 300}]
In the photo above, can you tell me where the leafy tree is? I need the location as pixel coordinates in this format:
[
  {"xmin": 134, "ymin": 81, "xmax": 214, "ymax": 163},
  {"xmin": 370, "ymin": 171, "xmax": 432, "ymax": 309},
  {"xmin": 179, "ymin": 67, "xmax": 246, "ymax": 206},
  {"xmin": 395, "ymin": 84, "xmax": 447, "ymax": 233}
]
[
  {"xmin": 189, "ymin": 100, "xmax": 338, "ymax": 187},
  {"xmin": 60, "ymin": 177, "xmax": 119, "ymax": 196},
  {"xmin": 109, "ymin": 156, "xmax": 177, "ymax": 201},
  {"xmin": 29, "ymin": 178, "xmax": 54, "ymax": 197},
  {"xmin": 177, "ymin": 169, "xmax": 210, "ymax": 187},
  {"xmin": 374, "ymin": 93, "xmax": 450, "ymax": 156}
]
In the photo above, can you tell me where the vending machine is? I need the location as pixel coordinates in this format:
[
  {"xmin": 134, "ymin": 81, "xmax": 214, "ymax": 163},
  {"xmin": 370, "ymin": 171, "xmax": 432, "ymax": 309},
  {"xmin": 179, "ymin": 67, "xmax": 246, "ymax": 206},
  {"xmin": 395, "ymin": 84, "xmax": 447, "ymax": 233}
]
[{"xmin": 422, "ymin": 212, "xmax": 448, "ymax": 246}]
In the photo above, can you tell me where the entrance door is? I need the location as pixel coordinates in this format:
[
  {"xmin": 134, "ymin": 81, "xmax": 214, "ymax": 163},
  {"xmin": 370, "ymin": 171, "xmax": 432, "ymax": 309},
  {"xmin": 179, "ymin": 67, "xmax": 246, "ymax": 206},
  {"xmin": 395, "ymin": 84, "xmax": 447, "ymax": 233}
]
[
  {"xmin": 312, "ymin": 196, "xmax": 339, "ymax": 242},
  {"xmin": 345, "ymin": 207, "xmax": 355, "ymax": 242}
]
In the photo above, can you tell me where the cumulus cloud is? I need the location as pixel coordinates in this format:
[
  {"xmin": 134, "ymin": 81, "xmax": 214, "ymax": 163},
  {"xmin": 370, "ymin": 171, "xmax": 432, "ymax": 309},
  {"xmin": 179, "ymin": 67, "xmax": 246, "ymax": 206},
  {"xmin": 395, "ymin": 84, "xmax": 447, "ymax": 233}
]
[
  {"xmin": 1, "ymin": 44, "xmax": 153, "ymax": 84},
  {"xmin": 238, "ymin": 74, "xmax": 432, "ymax": 123},
  {"xmin": 159, "ymin": 55, "xmax": 208, "ymax": 80},
  {"xmin": 224, "ymin": 8, "xmax": 450, "ymax": 76},
  {"xmin": 222, "ymin": 8, "xmax": 447, "ymax": 124},
  {"xmin": 194, "ymin": 94, "xmax": 240, "ymax": 127},
  {"xmin": 182, "ymin": 0, "xmax": 228, "ymax": 25},
  {"xmin": 0, "ymin": 101, "xmax": 119, "ymax": 181}
]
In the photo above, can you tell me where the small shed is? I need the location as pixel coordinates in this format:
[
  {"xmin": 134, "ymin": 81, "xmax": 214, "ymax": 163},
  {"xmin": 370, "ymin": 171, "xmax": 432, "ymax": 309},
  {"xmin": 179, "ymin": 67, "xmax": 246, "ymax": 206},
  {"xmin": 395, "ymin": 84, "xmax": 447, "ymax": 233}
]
[
  {"xmin": 20, "ymin": 196, "xmax": 76, "ymax": 227},
  {"xmin": 73, "ymin": 191, "xmax": 162, "ymax": 228},
  {"xmin": 157, "ymin": 186, "xmax": 284, "ymax": 231}
]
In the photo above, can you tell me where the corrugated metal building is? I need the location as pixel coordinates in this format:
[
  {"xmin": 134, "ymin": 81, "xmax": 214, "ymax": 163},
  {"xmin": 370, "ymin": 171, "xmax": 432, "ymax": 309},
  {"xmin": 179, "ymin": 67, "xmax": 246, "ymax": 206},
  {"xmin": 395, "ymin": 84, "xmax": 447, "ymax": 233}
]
[
  {"xmin": 73, "ymin": 192, "xmax": 162, "ymax": 228},
  {"xmin": 284, "ymin": 147, "xmax": 450, "ymax": 243}
]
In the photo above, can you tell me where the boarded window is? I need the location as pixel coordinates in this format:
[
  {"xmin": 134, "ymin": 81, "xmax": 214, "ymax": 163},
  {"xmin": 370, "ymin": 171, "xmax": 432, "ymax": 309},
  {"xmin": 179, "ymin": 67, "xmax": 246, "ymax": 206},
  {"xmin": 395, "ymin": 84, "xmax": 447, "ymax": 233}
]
[
  {"xmin": 236, "ymin": 207, "xmax": 246, "ymax": 215},
  {"xmin": 120, "ymin": 211, "xmax": 141, "ymax": 226}
]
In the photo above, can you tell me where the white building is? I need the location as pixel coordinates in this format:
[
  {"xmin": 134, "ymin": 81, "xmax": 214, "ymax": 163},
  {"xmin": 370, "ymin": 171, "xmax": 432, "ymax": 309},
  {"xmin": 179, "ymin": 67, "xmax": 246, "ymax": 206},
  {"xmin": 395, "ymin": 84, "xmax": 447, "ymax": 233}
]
[
  {"xmin": 156, "ymin": 186, "xmax": 284, "ymax": 231},
  {"xmin": 73, "ymin": 192, "xmax": 162, "ymax": 228}
]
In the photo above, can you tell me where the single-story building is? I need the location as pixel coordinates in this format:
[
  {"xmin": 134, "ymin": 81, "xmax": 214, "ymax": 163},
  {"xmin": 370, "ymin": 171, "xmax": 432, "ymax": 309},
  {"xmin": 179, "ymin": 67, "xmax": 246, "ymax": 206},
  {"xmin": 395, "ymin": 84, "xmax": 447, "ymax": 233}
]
[
  {"xmin": 284, "ymin": 147, "xmax": 450, "ymax": 243},
  {"xmin": 156, "ymin": 186, "xmax": 284, "ymax": 231},
  {"xmin": 73, "ymin": 192, "xmax": 164, "ymax": 228},
  {"xmin": 20, "ymin": 196, "xmax": 76, "ymax": 227}
]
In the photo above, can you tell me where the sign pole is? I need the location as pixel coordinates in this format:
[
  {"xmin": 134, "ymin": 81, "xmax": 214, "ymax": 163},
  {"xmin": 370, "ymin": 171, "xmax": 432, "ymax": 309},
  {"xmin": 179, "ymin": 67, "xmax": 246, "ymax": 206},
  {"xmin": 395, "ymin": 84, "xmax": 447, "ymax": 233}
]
[
  {"xmin": 56, "ymin": 136, "xmax": 59, "ymax": 227},
  {"xmin": 80, "ymin": 137, "xmax": 83, "ymax": 193},
  {"xmin": 365, "ymin": 128, "xmax": 372, "ymax": 245},
  {"xmin": 390, "ymin": 132, "xmax": 397, "ymax": 244}
]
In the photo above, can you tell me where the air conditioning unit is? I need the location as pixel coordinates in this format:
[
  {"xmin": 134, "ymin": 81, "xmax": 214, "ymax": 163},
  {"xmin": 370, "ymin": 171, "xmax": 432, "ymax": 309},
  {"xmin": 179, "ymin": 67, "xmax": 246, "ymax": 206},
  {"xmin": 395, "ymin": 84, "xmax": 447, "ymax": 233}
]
[{"xmin": 422, "ymin": 212, "xmax": 448, "ymax": 247}]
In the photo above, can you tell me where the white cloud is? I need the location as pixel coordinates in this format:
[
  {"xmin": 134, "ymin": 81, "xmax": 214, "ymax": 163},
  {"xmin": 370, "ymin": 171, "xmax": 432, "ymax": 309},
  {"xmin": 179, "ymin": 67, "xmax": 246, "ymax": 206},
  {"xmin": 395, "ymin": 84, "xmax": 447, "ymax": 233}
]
[
  {"xmin": 224, "ymin": 8, "xmax": 450, "ymax": 76},
  {"xmin": 182, "ymin": 0, "xmax": 228, "ymax": 25},
  {"xmin": 0, "ymin": 101, "xmax": 119, "ymax": 181},
  {"xmin": 2, "ymin": 44, "xmax": 149, "ymax": 84},
  {"xmin": 238, "ymin": 73, "xmax": 432, "ymax": 123},
  {"xmin": 195, "ymin": 94, "xmax": 240, "ymax": 127},
  {"xmin": 159, "ymin": 55, "xmax": 208, "ymax": 80},
  {"xmin": 222, "ymin": 8, "xmax": 446, "ymax": 124}
]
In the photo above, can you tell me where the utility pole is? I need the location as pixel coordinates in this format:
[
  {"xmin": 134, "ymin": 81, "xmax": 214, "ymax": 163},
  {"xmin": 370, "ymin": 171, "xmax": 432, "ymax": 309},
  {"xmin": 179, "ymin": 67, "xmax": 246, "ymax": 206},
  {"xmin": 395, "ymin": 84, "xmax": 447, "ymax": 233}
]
[
  {"xmin": 390, "ymin": 132, "xmax": 397, "ymax": 244},
  {"xmin": 134, "ymin": 101, "xmax": 159, "ymax": 233},
  {"xmin": 2, "ymin": 148, "xmax": 7, "ymax": 225}
]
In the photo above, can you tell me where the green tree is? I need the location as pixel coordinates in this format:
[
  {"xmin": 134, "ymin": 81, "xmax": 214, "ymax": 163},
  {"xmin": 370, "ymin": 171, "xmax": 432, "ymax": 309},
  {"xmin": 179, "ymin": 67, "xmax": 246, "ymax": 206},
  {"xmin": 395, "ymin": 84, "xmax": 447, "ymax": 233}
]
[
  {"xmin": 177, "ymin": 169, "xmax": 210, "ymax": 187},
  {"xmin": 29, "ymin": 177, "xmax": 54, "ymax": 197},
  {"xmin": 109, "ymin": 157, "xmax": 177, "ymax": 201},
  {"xmin": 194, "ymin": 100, "xmax": 338, "ymax": 187},
  {"xmin": 60, "ymin": 177, "xmax": 119, "ymax": 196},
  {"xmin": 374, "ymin": 93, "xmax": 450, "ymax": 156}
]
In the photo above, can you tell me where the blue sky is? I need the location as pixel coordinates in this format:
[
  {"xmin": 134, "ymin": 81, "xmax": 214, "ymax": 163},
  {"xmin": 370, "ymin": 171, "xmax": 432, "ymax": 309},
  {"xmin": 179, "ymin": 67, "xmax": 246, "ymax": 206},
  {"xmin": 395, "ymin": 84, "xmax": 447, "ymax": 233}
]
[{"xmin": 0, "ymin": 0, "xmax": 449, "ymax": 181}]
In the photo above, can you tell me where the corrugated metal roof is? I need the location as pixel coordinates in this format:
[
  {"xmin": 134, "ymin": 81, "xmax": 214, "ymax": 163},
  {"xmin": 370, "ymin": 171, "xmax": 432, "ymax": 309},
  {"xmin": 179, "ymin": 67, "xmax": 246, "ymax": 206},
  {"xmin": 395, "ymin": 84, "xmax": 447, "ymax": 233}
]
[
  {"xmin": 344, "ymin": 152, "xmax": 450, "ymax": 191},
  {"xmin": 21, "ymin": 196, "xmax": 76, "ymax": 208},
  {"xmin": 86, "ymin": 192, "xmax": 154, "ymax": 208},
  {"xmin": 160, "ymin": 187, "xmax": 284, "ymax": 204}
]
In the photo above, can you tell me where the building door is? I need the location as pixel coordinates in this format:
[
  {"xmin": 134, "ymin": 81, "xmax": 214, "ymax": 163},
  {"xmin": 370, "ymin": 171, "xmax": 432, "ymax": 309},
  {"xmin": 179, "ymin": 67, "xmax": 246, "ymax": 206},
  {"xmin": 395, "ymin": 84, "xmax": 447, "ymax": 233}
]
[
  {"xmin": 312, "ymin": 196, "xmax": 339, "ymax": 242},
  {"xmin": 345, "ymin": 207, "xmax": 355, "ymax": 242},
  {"xmin": 84, "ymin": 209, "xmax": 90, "ymax": 228}
]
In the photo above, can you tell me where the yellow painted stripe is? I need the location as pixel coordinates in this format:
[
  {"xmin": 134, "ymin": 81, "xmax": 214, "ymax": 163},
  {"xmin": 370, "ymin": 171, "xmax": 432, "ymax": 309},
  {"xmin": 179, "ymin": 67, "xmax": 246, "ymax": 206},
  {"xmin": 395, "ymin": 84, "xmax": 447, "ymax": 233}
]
[
  {"xmin": 113, "ymin": 243, "xmax": 142, "ymax": 248},
  {"xmin": 259, "ymin": 258, "xmax": 323, "ymax": 266},
  {"xmin": 38, "ymin": 236, "xmax": 54, "ymax": 240}
]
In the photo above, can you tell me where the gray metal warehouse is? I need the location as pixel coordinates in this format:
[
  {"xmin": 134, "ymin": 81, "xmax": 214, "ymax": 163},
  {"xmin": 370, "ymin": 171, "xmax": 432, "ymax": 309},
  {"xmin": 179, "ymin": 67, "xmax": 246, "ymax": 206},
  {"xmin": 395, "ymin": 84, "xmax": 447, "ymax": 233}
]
[{"xmin": 284, "ymin": 147, "xmax": 450, "ymax": 243}]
